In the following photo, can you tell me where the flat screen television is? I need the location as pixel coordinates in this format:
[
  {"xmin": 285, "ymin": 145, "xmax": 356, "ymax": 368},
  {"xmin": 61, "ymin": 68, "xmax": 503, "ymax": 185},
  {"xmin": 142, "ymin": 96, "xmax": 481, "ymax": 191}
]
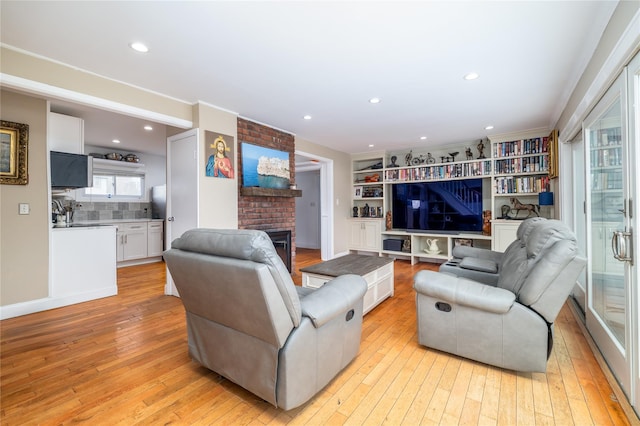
[
  {"xmin": 392, "ymin": 179, "xmax": 484, "ymax": 233},
  {"xmin": 50, "ymin": 151, "xmax": 93, "ymax": 189}
]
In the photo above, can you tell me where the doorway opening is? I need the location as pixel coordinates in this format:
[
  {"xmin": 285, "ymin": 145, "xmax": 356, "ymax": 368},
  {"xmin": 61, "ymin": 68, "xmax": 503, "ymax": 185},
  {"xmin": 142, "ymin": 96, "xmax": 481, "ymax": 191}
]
[{"xmin": 295, "ymin": 151, "xmax": 334, "ymax": 261}]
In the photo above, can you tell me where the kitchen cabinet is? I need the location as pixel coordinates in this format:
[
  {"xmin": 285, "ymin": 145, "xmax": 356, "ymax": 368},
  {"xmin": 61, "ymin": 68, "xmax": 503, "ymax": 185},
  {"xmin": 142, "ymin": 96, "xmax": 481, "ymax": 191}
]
[
  {"xmin": 116, "ymin": 222, "xmax": 148, "ymax": 262},
  {"xmin": 349, "ymin": 219, "xmax": 382, "ymax": 252},
  {"xmin": 49, "ymin": 112, "xmax": 84, "ymax": 154},
  {"xmin": 147, "ymin": 221, "xmax": 164, "ymax": 257},
  {"xmin": 51, "ymin": 226, "xmax": 117, "ymax": 300}
]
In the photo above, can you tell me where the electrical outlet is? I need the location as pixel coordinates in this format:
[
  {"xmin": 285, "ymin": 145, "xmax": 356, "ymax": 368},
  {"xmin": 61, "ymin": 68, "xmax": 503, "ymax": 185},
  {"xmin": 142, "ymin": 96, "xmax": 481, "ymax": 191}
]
[{"xmin": 19, "ymin": 203, "xmax": 30, "ymax": 215}]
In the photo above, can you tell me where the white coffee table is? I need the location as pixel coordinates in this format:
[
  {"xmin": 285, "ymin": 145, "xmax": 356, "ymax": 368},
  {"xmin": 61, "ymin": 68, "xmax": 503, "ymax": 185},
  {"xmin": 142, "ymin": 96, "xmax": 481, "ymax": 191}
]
[{"xmin": 300, "ymin": 254, "xmax": 394, "ymax": 315}]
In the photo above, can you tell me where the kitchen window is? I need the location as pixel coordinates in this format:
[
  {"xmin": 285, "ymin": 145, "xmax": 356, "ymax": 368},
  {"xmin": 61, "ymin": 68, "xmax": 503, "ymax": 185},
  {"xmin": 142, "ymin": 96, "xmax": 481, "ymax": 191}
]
[
  {"xmin": 85, "ymin": 172, "xmax": 145, "ymax": 199},
  {"xmin": 77, "ymin": 159, "xmax": 147, "ymax": 201}
]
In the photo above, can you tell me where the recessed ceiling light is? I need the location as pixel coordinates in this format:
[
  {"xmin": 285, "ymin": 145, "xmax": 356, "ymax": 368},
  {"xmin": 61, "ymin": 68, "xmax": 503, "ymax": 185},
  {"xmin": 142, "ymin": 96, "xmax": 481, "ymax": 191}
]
[
  {"xmin": 420, "ymin": 136, "xmax": 427, "ymax": 140},
  {"xmin": 369, "ymin": 144, "xmax": 375, "ymax": 148},
  {"xmin": 112, "ymin": 139, "xmax": 121, "ymax": 144},
  {"xmin": 464, "ymin": 72, "xmax": 479, "ymax": 80},
  {"xmin": 369, "ymin": 97, "xmax": 381, "ymax": 104},
  {"xmin": 303, "ymin": 115, "xmax": 312, "ymax": 120},
  {"xmin": 129, "ymin": 42, "xmax": 149, "ymax": 53},
  {"xmin": 485, "ymin": 125, "xmax": 494, "ymax": 130},
  {"xmin": 144, "ymin": 125, "xmax": 153, "ymax": 131}
]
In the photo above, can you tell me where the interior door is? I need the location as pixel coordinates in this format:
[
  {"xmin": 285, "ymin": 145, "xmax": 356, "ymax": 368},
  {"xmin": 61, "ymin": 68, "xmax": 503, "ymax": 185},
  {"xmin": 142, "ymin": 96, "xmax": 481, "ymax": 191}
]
[
  {"xmin": 165, "ymin": 128, "xmax": 199, "ymax": 296},
  {"xmin": 584, "ymin": 69, "xmax": 634, "ymax": 400}
]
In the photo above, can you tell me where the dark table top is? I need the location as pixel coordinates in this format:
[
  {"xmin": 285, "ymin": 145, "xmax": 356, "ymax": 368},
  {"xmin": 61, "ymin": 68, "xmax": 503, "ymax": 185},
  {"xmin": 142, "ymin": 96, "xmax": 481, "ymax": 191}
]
[{"xmin": 300, "ymin": 254, "xmax": 394, "ymax": 277}]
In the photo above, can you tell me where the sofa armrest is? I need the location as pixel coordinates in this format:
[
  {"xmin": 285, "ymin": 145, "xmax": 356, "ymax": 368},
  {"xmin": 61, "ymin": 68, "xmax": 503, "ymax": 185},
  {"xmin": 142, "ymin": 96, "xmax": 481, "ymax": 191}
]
[
  {"xmin": 459, "ymin": 257, "xmax": 498, "ymax": 273},
  {"xmin": 452, "ymin": 245, "xmax": 503, "ymax": 264},
  {"xmin": 414, "ymin": 270, "xmax": 515, "ymax": 314},
  {"xmin": 300, "ymin": 274, "xmax": 367, "ymax": 328}
]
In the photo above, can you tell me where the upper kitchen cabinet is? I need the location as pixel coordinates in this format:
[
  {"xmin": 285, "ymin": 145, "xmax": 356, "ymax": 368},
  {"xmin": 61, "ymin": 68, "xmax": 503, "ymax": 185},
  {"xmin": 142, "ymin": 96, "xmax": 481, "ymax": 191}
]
[{"xmin": 49, "ymin": 112, "xmax": 84, "ymax": 154}]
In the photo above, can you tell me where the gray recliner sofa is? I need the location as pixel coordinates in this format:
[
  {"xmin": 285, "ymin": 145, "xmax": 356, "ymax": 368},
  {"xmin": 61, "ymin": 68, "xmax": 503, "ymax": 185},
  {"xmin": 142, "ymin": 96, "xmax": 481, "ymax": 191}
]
[
  {"xmin": 439, "ymin": 217, "xmax": 546, "ymax": 285},
  {"xmin": 414, "ymin": 219, "xmax": 586, "ymax": 372},
  {"xmin": 163, "ymin": 228, "xmax": 367, "ymax": 410}
]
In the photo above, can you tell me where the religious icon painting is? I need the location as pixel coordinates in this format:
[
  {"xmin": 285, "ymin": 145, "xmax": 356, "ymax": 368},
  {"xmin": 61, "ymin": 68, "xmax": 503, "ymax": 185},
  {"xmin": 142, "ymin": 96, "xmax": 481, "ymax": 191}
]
[{"xmin": 204, "ymin": 131, "xmax": 235, "ymax": 179}]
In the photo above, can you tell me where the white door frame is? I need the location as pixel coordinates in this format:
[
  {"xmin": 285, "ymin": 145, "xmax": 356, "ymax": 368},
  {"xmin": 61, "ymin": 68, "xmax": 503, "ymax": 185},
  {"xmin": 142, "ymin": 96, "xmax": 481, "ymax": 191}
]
[
  {"xmin": 295, "ymin": 150, "xmax": 334, "ymax": 260},
  {"xmin": 626, "ymin": 50, "xmax": 639, "ymax": 415},
  {"xmin": 165, "ymin": 128, "xmax": 199, "ymax": 296}
]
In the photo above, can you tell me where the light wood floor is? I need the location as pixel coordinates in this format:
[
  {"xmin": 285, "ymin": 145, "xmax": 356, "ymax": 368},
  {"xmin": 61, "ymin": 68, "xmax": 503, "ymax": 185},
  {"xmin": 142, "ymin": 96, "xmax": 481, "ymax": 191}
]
[{"xmin": 1, "ymin": 249, "xmax": 637, "ymax": 425}]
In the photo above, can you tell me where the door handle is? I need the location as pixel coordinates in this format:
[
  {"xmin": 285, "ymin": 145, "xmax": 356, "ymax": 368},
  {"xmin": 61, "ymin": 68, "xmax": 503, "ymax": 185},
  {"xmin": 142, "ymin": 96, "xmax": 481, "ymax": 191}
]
[
  {"xmin": 611, "ymin": 230, "xmax": 633, "ymax": 263},
  {"xmin": 167, "ymin": 217, "xmax": 175, "ymax": 222}
]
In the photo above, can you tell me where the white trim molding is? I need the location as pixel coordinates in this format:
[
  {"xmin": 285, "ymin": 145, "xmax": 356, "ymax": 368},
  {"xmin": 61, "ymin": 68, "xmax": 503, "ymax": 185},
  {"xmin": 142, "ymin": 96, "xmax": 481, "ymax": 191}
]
[
  {"xmin": 560, "ymin": 9, "xmax": 640, "ymax": 142},
  {"xmin": 0, "ymin": 73, "xmax": 193, "ymax": 129}
]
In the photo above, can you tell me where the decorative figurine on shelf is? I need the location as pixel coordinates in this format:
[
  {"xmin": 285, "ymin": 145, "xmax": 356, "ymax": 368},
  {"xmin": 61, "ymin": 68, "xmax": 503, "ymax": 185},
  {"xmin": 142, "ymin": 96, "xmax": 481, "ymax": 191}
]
[
  {"xmin": 427, "ymin": 153, "xmax": 435, "ymax": 164},
  {"xmin": 402, "ymin": 239, "xmax": 411, "ymax": 253},
  {"xmin": 465, "ymin": 147, "xmax": 473, "ymax": 160},
  {"xmin": 353, "ymin": 206, "xmax": 359, "ymax": 217},
  {"xmin": 482, "ymin": 210, "xmax": 492, "ymax": 235},
  {"xmin": 510, "ymin": 197, "xmax": 540, "ymax": 218},
  {"xmin": 387, "ymin": 155, "xmax": 399, "ymax": 168},
  {"xmin": 477, "ymin": 138, "xmax": 487, "ymax": 159},
  {"xmin": 449, "ymin": 151, "xmax": 459, "ymax": 162},
  {"xmin": 426, "ymin": 238, "xmax": 440, "ymax": 254},
  {"xmin": 385, "ymin": 211, "xmax": 392, "ymax": 231},
  {"xmin": 405, "ymin": 150, "xmax": 413, "ymax": 166},
  {"xmin": 500, "ymin": 204, "xmax": 512, "ymax": 219}
]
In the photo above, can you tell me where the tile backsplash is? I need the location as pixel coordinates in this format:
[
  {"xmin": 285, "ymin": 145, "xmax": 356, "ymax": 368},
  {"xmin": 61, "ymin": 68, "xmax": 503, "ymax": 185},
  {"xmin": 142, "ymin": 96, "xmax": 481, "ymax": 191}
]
[{"xmin": 60, "ymin": 201, "xmax": 152, "ymax": 222}]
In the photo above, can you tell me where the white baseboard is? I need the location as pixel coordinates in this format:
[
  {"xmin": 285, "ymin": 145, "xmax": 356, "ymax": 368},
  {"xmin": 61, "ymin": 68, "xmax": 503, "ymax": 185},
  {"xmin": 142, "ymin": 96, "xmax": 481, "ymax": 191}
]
[{"xmin": 0, "ymin": 286, "xmax": 117, "ymax": 320}]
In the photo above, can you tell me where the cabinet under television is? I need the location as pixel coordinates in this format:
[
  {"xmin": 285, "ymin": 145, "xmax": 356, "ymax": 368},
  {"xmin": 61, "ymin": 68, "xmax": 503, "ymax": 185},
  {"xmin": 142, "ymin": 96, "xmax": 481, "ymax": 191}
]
[{"xmin": 380, "ymin": 230, "xmax": 491, "ymax": 265}]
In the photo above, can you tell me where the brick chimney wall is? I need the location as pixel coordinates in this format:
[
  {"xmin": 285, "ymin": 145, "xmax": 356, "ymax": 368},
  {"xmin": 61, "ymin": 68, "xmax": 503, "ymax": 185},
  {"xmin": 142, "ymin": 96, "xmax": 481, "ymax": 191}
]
[{"xmin": 237, "ymin": 118, "xmax": 297, "ymax": 269}]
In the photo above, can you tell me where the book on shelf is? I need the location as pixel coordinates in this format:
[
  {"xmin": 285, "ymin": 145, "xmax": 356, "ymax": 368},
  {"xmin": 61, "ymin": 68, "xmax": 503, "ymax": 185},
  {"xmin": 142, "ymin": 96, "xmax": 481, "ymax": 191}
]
[
  {"xmin": 493, "ymin": 137, "xmax": 548, "ymax": 158},
  {"xmin": 494, "ymin": 175, "xmax": 550, "ymax": 194},
  {"xmin": 494, "ymin": 155, "xmax": 548, "ymax": 174},
  {"xmin": 383, "ymin": 160, "xmax": 491, "ymax": 182}
]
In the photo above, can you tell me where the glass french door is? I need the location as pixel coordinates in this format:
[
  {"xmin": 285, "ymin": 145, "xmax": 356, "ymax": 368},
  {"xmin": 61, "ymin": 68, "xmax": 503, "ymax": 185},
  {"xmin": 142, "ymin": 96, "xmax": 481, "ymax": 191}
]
[{"xmin": 585, "ymin": 66, "xmax": 635, "ymax": 403}]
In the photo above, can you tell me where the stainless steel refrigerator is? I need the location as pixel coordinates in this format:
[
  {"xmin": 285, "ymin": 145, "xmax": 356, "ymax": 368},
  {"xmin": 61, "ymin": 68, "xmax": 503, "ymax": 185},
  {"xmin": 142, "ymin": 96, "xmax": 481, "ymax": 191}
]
[{"xmin": 150, "ymin": 185, "xmax": 166, "ymax": 219}]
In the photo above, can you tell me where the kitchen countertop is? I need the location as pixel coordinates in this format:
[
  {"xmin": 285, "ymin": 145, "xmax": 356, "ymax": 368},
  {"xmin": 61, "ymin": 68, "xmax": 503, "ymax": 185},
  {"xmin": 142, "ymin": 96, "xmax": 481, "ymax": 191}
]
[{"xmin": 51, "ymin": 218, "xmax": 164, "ymax": 229}]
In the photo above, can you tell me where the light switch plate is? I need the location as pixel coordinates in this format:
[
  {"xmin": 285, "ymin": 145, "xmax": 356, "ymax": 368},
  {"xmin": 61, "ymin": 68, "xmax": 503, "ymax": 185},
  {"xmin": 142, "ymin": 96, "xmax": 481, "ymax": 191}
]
[{"xmin": 19, "ymin": 203, "xmax": 30, "ymax": 215}]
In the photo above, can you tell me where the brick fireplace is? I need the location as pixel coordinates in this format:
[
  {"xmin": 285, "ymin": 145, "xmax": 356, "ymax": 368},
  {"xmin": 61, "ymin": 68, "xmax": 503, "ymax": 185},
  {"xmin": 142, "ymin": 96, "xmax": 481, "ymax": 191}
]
[{"xmin": 237, "ymin": 118, "xmax": 297, "ymax": 270}]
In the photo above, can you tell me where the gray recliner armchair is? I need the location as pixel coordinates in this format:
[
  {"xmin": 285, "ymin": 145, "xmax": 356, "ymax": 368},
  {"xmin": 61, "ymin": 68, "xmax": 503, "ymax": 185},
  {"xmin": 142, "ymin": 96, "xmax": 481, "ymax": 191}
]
[
  {"xmin": 163, "ymin": 229, "xmax": 367, "ymax": 410},
  {"xmin": 439, "ymin": 217, "xmax": 546, "ymax": 285},
  {"xmin": 414, "ymin": 220, "xmax": 586, "ymax": 372}
]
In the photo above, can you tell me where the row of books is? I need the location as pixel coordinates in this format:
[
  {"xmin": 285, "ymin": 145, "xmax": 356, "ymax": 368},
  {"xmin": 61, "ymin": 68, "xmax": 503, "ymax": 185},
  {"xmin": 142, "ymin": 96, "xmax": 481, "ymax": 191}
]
[
  {"xmin": 494, "ymin": 155, "xmax": 549, "ymax": 174},
  {"xmin": 384, "ymin": 161, "xmax": 492, "ymax": 181},
  {"xmin": 593, "ymin": 128, "xmax": 622, "ymax": 147},
  {"xmin": 590, "ymin": 170, "xmax": 622, "ymax": 191},
  {"xmin": 493, "ymin": 137, "xmax": 549, "ymax": 158},
  {"xmin": 590, "ymin": 147, "xmax": 622, "ymax": 168},
  {"xmin": 494, "ymin": 176, "xmax": 550, "ymax": 194}
]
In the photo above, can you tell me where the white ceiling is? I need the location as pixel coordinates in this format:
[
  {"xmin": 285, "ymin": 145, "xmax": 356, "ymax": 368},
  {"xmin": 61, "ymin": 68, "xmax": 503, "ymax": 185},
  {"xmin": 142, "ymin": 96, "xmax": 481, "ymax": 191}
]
[{"xmin": 1, "ymin": 1, "xmax": 617, "ymax": 156}]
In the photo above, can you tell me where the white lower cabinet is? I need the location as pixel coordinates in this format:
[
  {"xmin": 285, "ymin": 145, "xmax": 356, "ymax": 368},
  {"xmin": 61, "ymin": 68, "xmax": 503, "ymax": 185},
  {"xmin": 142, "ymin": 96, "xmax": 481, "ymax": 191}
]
[
  {"xmin": 51, "ymin": 226, "xmax": 117, "ymax": 299},
  {"xmin": 491, "ymin": 220, "xmax": 520, "ymax": 252},
  {"xmin": 147, "ymin": 221, "xmax": 164, "ymax": 257},
  {"xmin": 116, "ymin": 222, "xmax": 148, "ymax": 262},
  {"xmin": 349, "ymin": 219, "xmax": 382, "ymax": 251}
]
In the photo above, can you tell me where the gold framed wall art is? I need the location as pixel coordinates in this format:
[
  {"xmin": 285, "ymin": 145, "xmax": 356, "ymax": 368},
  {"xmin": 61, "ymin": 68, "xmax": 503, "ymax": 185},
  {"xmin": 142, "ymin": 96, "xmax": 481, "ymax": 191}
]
[
  {"xmin": 1, "ymin": 120, "xmax": 29, "ymax": 185},
  {"xmin": 548, "ymin": 129, "xmax": 559, "ymax": 179}
]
